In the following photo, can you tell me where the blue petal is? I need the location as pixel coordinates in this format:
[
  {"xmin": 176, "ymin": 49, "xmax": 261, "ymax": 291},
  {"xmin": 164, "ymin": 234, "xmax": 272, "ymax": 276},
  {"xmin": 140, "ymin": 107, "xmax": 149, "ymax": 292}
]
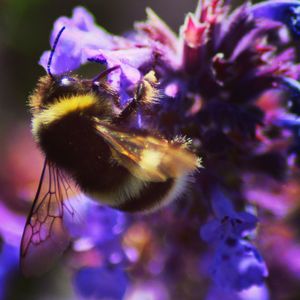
[
  {"xmin": 0, "ymin": 243, "xmax": 19, "ymax": 299},
  {"xmin": 234, "ymin": 212, "xmax": 258, "ymax": 235},
  {"xmin": 66, "ymin": 201, "xmax": 126, "ymax": 247},
  {"xmin": 251, "ymin": 1, "xmax": 300, "ymax": 38},
  {"xmin": 210, "ymin": 188, "xmax": 235, "ymax": 219},
  {"xmin": 238, "ymin": 284, "xmax": 270, "ymax": 300},
  {"xmin": 280, "ymin": 77, "xmax": 300, "ymax": 115},
  {"xmin": 205, "ymin": 286, "xmax": 242, "ymax": 300},
  {"xmin": 39, "ymin": 6, "xmax": 117, "ymax": 74},
  {"xmin": 39, "ymin": 50, "xmax": 81, "ymax": 75},
  {"xmin": 200, "ymin": 219, "xmax": 222, "ymax": 242},
  {"xmin": 205, "ymin": 284, "xmax": 270, "ymax": 300},
  {"xmin": 87, "ymin": 47, "xmax": 153, "ymax": 84},
  {"xmin": 87, "ymin": 47, "xmax": 153, "ymax": 106},
  {"xmin": 74, "ymin": 266, "xmax": 128, "ymax": 299},
  {"xmin": 212, "ymin": 239, "xmax": 268, "ymax": 291}
]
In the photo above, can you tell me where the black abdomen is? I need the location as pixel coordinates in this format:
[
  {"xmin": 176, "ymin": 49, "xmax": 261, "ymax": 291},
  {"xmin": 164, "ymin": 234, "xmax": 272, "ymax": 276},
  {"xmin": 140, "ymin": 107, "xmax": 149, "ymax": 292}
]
[
  {"xmin": 114, "ymin": 178, "xmax": 175, "ymax": 212},
  {"xmin": 38, "ymin": 112, "xmax": 130, "ymax": 195},
  {"xmin": 37, "ymin": 111, "xmax": 182, "ymax": 211}
]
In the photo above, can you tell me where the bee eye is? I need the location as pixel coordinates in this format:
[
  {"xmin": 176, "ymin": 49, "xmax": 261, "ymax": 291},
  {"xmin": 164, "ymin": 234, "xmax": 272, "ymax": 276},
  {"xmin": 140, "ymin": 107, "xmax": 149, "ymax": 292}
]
[
  {"xmin": 92, "ymin": 81, "xmax": 99, "ymax": 92},
  {"xmin": 60, "ymin": 77, "xmax": 75, "ymax": 86}
]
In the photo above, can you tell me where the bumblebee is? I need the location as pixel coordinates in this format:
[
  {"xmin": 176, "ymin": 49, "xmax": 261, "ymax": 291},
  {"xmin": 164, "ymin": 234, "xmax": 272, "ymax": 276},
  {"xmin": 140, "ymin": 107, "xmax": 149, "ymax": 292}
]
[{"xmin": 21, "ymin": 27, "xmax": 200, "ymax": 276}]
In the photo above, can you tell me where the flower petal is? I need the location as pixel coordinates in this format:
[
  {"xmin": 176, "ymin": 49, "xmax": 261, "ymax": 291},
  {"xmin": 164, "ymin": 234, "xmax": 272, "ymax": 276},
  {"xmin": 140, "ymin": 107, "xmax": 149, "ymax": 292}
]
[
  {"xmin": 251, "ymin": 0, "xmax": 300, "ymax": 38},
  {"xmin": 200, "ymin": 219, "xmax": 223, "ymax": 242},
  {"xmin": 212, "ymin": 239, "xmax": 268, "ymax": 290},
  {"xmin": 211, "ymin": 188, "xmax": 235, "ymax": 219},
  {"xmin": 39, "ymin": 7, "xmax": 120, "ymax": 74},
  {"xmin": 74, "ymin": 266, "xmax": 128, "ymax": 299}
]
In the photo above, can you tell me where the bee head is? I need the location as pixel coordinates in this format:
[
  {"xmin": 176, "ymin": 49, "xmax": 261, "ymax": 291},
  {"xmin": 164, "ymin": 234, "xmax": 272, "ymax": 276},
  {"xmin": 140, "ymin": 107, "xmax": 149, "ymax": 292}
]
[
  {"xmin": 57, "ymin": 75, "xmax": 77, "ymax": 87},
  {"xmin": 42, "ymin": 74, "xmax": 85, "ymax": 104},
  {"xmin": 29, "ymin": 26, "xmax": 87, "ymax": 108},
  {"xmin": 44, "ymin": 27, "xmax": 86, "ymax": 97},
  {"xmin": 50, "ymin": 74, "xmax": 82, "ymax": 96},
  {"xmin": 30, "ymin": 26, "xmax": 117, "ymax": 114},
  {"xmin": 31, "ymin": 24, "xmax": 88, "ymax": 110}
]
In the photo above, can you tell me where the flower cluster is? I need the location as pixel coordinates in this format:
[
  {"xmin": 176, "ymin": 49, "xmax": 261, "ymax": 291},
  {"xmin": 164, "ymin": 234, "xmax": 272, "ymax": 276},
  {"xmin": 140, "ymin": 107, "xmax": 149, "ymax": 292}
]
[
  {"xmin": 200, "ymin": 188, "xmax": 268, "ymax": 290},
  {"xmin": 36, "ymin": 0, "xmax": 300, "ymax": 298},
  {"xmin": 2, "ymin": 0, "xmax": 300, "ymax": 299}
]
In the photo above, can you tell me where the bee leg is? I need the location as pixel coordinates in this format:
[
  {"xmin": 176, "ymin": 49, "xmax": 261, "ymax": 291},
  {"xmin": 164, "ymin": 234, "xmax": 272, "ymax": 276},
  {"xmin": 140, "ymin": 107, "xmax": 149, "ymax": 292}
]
[
  {"xmin": 116, "ymin": 97, "xmax": 138, "ymax": 122},
  {"xmin": 116, "ymin": 71, "xmax": 158, "ymax": 126},
  {"xmin": 89, "ymin": 65, "xmax": 122, "ymax": 109},
  {"xmin": 135, "ymin": 83, "xmax": 144, "ymax": 127},
  {"xmin": 116, "ymin": 79, "xmax": 146, "ymax": 123},
  {"xmin": 83, "ymin": 65, "xmax": 120, "ymax": 93}
]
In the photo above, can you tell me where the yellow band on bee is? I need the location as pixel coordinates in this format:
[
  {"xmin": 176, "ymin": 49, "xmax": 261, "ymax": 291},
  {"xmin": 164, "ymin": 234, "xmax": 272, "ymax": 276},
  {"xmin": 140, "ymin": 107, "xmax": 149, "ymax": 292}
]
[{"xmin": 32, "ymin": 93, "xmax": 98, "ymax": 137}]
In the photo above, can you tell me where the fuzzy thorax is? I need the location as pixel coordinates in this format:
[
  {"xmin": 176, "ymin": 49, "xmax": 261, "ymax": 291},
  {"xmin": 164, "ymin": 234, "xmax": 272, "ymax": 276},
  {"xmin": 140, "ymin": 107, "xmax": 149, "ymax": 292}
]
[{"xmin": 31, "ymin": 93, "xmax": 99, "ymax": 140}]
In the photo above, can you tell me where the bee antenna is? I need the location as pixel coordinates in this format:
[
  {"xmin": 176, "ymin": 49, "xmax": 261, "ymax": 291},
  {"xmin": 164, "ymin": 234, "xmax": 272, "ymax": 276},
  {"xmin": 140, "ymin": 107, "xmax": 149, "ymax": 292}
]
[
  {"xmin": 47, "ymin": 26, "xmax": 66, "ymax": 78},
  {"xmin": 92, "ymin": 65, "xmax": 121, "ymax": 82}
]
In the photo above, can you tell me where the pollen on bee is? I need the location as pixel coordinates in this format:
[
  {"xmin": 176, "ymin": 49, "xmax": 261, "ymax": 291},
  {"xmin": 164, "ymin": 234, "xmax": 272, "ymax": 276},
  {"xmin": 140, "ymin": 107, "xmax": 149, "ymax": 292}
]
[
  {"xmin": 144, "ymin": 70, "xmax": 157, "ymax": 84},
  {"xmin": 137, "ymin": 71, "xmax": 160, "ymax": 105},
  {"xmin": 140, "ymin": 149, "xmax": 162, "ymax": 171}
]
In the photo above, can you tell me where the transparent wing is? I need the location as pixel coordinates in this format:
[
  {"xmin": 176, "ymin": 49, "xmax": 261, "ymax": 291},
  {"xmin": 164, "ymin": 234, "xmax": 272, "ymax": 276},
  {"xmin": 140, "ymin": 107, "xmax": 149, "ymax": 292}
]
[
  {"xmin": 20, "ymin": 159, "xmax": 77, "ymax": 276},
  {"xmin": 94, "ymin": 120, "xmax": 201, "ymax": 182}
]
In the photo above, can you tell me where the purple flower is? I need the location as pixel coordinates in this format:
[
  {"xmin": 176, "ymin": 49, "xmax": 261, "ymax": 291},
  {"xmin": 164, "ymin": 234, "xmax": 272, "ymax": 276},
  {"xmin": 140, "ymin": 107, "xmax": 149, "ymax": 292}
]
[
  {"xmin": 200, "ymin": 188, "xmax": 266, "ymax": 291},
  {"xmin": 39, "ymin": 6, "xmax": 132, "ymax": 74},
  {"xmin": 251, "ymin": 0, "xmax": 300, "ymax": 38},
  {"xmin": 125, "ymin": 280, "xmax": 170, "ymax": 300},
  {"xmin": 266, "ymin": 89, "xmax": 300, "ymax": 166},
  {"xmin": 0, "ymin": 200, "xmax": 24, "ymax": 299},
  {"xmin": 280, "ymin": 77, "xmax": 300, "ymax": 115},
  {"xmin": 201, "ymin": 188, "xmax": 257, "ymax": 243},
  {"xmin": 0, "ymin": 243, "xmax": 19, "ymax": 300},
  {"xmin": 211, "ymin": 239, "xmax": 268, "ymax": 291},
  {"xmin": 65, "ymin": 199, "xmax": 127, "ymax": 266},
  {"xmin": 0, "ymin": 201, "xmax": 24, "ymax": 247},
  {"xmin": 67, "ymin": 201, "xmax": 128, "ymax": 298},
  {"xmin": 205, "ymin": 284, "xmax": 269, "ymax": 300},
  {"xmin": 88, "ymin": 47, "xmax": 153, "ymax": 106},
  {"xmin": 73, "ymin": 266, "xmax": 128, "ymax": 299},
  {"xmin": 36, "ymin": 0, "xmax": 300, "ymax": 296}
]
